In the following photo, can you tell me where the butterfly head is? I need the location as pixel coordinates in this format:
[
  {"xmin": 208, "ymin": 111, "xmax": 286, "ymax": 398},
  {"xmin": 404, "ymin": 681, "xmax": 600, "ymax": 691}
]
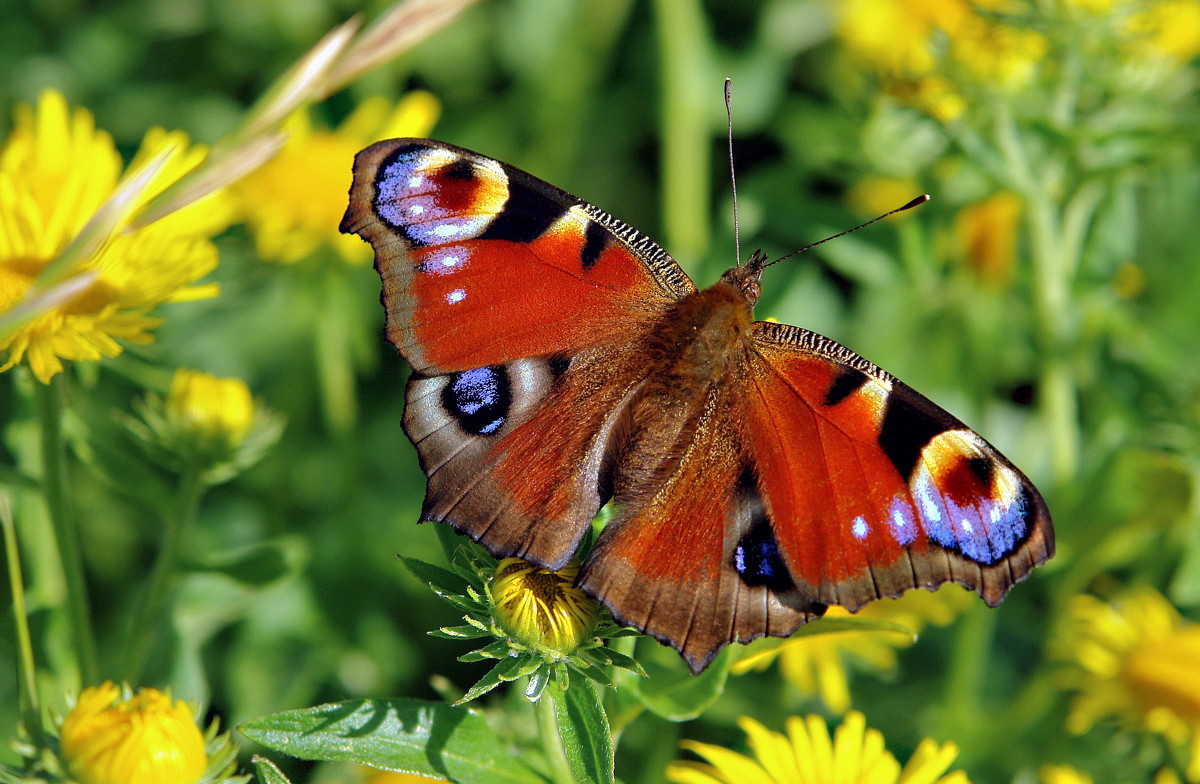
[{"xmin": 720, "ymin": 249, "xmax": 769, "ymax": 306}]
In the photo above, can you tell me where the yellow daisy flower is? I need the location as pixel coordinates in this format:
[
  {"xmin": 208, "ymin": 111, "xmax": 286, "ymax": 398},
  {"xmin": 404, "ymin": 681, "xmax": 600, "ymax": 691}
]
[
  {"xmin": 232, "ymin": 91, "xmax": 440, "ymax": 265},
  {"xmin": 0, "ymin": 90, "xmax": 228, "ymax": 383},
  {"xmin": 491, "ymin": 558, "xmax": 599, "ymax": 657},
  {"xmin": 666, "ymin": 710, "xmax": 970, "ymax": 784},
  {"xmin": 734, "ymin": 585, "xmax": 972, "ymax": 714},
  {"xmin": 1056, "ymin": 587, "xmax": 1200, "ymax": 781},
  {"xmin": 60, "ymin": 681, "xmax": 207, "ymax": 784}
]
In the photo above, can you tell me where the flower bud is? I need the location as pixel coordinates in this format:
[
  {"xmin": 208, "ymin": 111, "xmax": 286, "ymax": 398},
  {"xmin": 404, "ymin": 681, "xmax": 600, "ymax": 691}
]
[{"xmin": 60, "ymin": 682, "xmax": 207, "ymax": 784}]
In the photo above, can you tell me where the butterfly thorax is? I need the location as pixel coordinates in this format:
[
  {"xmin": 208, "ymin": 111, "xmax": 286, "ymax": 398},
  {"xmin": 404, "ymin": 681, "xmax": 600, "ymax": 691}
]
[{"xmin": 611, "ymin": 280, "xmax": 754, "ymax": 497}]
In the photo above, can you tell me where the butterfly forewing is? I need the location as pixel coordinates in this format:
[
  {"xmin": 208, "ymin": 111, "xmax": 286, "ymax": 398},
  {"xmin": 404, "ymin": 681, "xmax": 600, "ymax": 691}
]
[{"xmin": 341, "ymin": 138, "xmax": 693, "ymax": 375}]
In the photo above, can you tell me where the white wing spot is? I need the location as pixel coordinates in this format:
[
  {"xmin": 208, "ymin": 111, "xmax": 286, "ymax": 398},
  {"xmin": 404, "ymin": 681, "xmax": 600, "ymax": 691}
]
[
  {"xmin": 852, "ymin": 517, "xmax": 869, "ymax": 540},
  {"xmin": 446, "ymin": 289, "xmax": 466, "ymax": 304}
]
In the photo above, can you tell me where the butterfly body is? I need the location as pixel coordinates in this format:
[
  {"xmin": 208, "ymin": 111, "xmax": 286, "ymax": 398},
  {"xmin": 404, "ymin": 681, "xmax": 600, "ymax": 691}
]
[{"xmin": 342, "ymin": 138, "xmax": 1054, "ymax": 672}]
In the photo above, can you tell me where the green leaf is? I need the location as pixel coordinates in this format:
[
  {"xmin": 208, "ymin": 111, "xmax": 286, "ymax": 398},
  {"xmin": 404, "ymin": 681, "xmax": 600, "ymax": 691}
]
[
  {"xmin": 195, "ymin": 538, "xmax": 305, "ymax": 587},
  {"xmin": 553, "ymin": 679, "xmax": 613, "ymax": 784},
  {"xmin": 251, "ymin": 756, "xmax": 292, "ymax": 784},
  {"xmin": 401, "ymin": 556, "xmax": 472, "ymax": 598},
  {"xmin": 633, "ymin": 646, "xmax": 733, "ymax": 721},
  {"xmin": 239, "ymin": 699, "xmax": 542, "ymax": 784}
]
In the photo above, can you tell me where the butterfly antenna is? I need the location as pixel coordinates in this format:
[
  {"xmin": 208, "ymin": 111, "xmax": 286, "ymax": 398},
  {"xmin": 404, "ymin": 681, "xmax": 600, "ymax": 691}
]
[
  {"xmin": 763, "ymin": 194, "xmax": 931, "ymax": 269},
  {"xmin": 725, "ymin": 78, "xmax": 743, "ymax": 267}
]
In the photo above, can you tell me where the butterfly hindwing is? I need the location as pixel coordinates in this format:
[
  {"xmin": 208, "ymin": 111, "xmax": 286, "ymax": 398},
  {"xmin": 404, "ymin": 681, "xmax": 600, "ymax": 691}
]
[{"xmin": 404, "ymin": 347, "xmax": 642, "ymax": 568}]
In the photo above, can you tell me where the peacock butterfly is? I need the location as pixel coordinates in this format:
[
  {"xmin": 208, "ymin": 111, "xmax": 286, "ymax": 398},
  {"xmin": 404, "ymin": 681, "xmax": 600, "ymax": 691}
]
[{"xmin": 340, "ymin": 138, "xmax": 1054, "ymax": 673}]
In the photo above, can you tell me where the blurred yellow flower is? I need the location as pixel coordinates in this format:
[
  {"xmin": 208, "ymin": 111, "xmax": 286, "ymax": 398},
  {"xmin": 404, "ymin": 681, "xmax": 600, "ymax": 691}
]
[
  {"xmin": 734, "ymin": 585, "xmax": 972, "ymax": 713},
  {"xmin": 1128, "ymin": 1, "xmax": 1200, "ymax": 61},
  {"xmin": 951, "ymin": 19, "xmax": 1047, "ymax": 89},
  {"xmin": 166, "ymin": 368, "xmax": 256, "ymax": 452},
  {"xmin": 60, "ymin": 681, "xmax": 207, "ymax": 784},
  {"xmin": 836, "ymin": 0, "xmax": 970, "ymax": 78},
  {"xmin": 1057, "ymin": 587, "xmax": 1200, "ymax": 781},
  {"xmin": 0, "ymin": 90, "xmax": 228, "ymax": 383},
  {"xmin": 666, "ymin": 711, "xmax": 970, "ymax": 784},
  {"xmin": 122, "ymin": 367, "xmax": 282, "ymax": 483},
  {"xmin": 491, "ymin": 558, "xmax": 599, "ymax": 657},
  {"xmin": 233, "ymin": 92, "xmax": 440, "ymax": 264},
  {"xmin": 847, "ymin": 177, "xmax": 924, "ymax": 220},
  {"xmin": 955, "ymin": 191, "xmax": 1023, "ymax": 286},
  {"xmin": 1039, "ymin": 765, "xmax": 1093, "ymax": 784}
]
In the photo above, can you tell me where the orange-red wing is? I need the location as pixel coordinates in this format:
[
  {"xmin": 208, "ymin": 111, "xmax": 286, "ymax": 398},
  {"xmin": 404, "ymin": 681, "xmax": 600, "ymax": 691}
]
[
  {"xmin": 341, "ymin": 138, "xmax": 694, "ymax": 375},
  {"xmin": 579, "ymin": 383, "xmax": 822, "ymax": 673},
  {"xmin": 745, "ymin": 321, "xmax": 1054, "ymax": 610}
]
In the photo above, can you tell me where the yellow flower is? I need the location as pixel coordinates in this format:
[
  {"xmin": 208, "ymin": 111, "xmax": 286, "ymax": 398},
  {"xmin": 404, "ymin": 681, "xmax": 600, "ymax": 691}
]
[
  {"xmin": 666, "ymin": 711, "xmax": 970, "ymax": 784},
  {"xmin": 233, "ymin": 92, "xmax": 439, "ymax": 264},
  {"xmin": 847, "ymin": 177, "xmax": 924, "ymax": 221},
  {"xmin": 1127, "ymin": 1, "xmax": 1200, "ymax": 61},
  {"xmin": 166, "ymin": 368, "xmax": 256, "ymax": 452},
  {"xmin": 950, "ymin": 18, "xmax": 1048, "ymax": 89},
  {"xmin": 1039, "ymin": 765, "xmax": 1093, "ymax": 784},
  {"xmin": 1057, "ymin": 587, "xmax": 1200, "ymax": 781},
  {"xmin": 955, "ymin": 191, "xmax": 1023, "ymax": 287},
  {"xmin": 734, "ymin": 585, "xmax": 972, "ymax": 713},
  {"xmin": 889, "ymin": 76, "xmax": 967, "ymax": 123},
  {"xmin": 836, "ymin": 0, "xmax": 971, "ymax": 78},
  {"xmin": 491, "ymin": 558, "xmax": 599, "ymax": 657},
  {"xmin": 60, "ymin": 681, "xmax": 207, "ymax": 784},
  {"xmin": 0, "ymin": 90, "xmax": 228, "ymax": 383}
]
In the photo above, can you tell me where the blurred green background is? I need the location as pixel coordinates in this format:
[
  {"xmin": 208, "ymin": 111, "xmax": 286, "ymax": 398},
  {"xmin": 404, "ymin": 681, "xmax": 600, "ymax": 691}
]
[{"xmin": 3, "ymin": 0, "xmax": 1200, "ymax": 782}]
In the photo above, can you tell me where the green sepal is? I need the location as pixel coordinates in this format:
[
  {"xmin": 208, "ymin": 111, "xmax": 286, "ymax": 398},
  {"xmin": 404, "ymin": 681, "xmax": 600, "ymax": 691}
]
[{"xmin": 251, "ymin": 756, "xmax": 292, "ymax": 784}]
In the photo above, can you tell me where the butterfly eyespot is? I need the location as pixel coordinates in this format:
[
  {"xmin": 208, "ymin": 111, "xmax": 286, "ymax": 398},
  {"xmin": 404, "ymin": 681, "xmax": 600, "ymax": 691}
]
[
  {"xmin": 732, "ymin": 521, "xmax": 794, "ymax": 593},
  {"xmin": 441, "ymin": 365, "xmax": 511, "ymax": 436},
  {"xmin": 374, "ymin": 146, "xmax": 508, "ymax": 247},
  {"xmin": 547, "ymin": 355, "xmax": 572, "ymax": 379}
]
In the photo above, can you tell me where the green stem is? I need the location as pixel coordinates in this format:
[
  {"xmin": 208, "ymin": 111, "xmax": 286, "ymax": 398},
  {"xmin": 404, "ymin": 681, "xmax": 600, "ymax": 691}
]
[
  {"xmin": 938, "ymin": 602, "xmax": 995, "ymax": 745},
  {"xmin": 123, "ymin": 468, "xmax": 206, "ymax": 682},
  {"xmin": 2, "ymin": 494, "xmax": 43, "ymax": 746},
  {"xmin": 653, "ymin": 0, "xmax": 712, "ymax": 270},
  {"xmin": 537, "ymin": 692, "xmax": 576, "ymax": 784},
  {"xmin": 33, "ymin": 375, "xmax": 97, "ymax": 684},
  {"xmin": 315, "ymin": 266, "xmax": 357, "ymax": 435}
]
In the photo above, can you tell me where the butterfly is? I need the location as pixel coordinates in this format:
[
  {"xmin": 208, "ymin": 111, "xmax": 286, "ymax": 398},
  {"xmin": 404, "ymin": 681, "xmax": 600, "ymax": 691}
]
[{"xmin": 340, "ymin": 138, "xmax": 1054, "ymax": 673}]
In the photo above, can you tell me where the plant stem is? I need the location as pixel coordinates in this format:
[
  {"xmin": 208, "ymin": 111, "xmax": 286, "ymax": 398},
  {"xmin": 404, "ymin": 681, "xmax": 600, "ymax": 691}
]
[
  {"xmin": 938, "ymin": 602, "xmax": 995, "ymax": 745},
  {"xmin": 33, "ymin": 375, "xmax": 98, "ymax": 684},
  {"xmin": 315, "ymin": 265, "xmax": 357, "ymax": 435},
  {"xmin": 537, "ymin": 691, "xmax": 576, "ymax": 784},
  {"xmin": 2, "ymin": 494, "xmax": 43, "ymax": 746},
  {"xmin": 653, "ymin": 0, "xmax": 712, "ymax": 270},
  {"xmin": 123, "ymin": 467, "xmax": 206, "ymax": 682}
]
